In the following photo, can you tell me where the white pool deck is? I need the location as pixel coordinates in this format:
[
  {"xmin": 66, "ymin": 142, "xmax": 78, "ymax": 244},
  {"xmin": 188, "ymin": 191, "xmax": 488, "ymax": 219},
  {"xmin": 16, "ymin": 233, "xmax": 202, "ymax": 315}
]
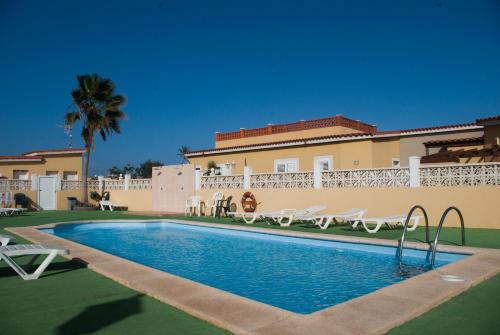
[{"xmin": 7, "ymin": 219, "xmax": 500, "ymax": 335}]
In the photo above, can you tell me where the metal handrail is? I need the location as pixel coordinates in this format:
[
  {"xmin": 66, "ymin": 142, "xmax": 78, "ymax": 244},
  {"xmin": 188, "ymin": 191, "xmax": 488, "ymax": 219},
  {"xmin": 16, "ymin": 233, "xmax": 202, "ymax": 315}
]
[
  {"xmin": 396, "ymin": 205, "xmax": 430, "ymax": 264},
  {"xmin": 430, "ymin": 206, "xmax": 465, "ymax": 267}
]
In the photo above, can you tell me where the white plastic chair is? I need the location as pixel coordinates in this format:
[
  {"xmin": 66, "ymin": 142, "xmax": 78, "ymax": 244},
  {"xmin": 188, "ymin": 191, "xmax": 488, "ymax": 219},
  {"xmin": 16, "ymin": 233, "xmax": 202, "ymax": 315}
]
[
  {"xmin": 210, "ymin": 192, "xmax": 224, "ymax": 217},
  {"xmin": 185, "ymin": 196, "xmax": 202, "ymax": 216}
]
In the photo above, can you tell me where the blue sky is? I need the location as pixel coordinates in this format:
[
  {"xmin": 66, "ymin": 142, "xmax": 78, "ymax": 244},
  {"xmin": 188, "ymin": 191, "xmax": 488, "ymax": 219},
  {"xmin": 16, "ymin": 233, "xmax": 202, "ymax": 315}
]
[{"xmin": 1, "ymin": 0, "xmax": 499, "ymax": 174}]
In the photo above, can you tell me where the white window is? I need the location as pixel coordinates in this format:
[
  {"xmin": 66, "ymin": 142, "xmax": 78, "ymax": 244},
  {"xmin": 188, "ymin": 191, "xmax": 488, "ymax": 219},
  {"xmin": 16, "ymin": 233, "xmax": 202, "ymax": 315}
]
[
  {"xmin": 274, "ymin": 158, "xmax": 298, "ymax": 173},
  {"xmin": 46, "ymin": 171, "xmax": 59, "ymax": 176},
  {"xmin": 314, "ymin": 155, "xmax": 333, "ymax": 171},
  {"xmin": 392, "ymin": 158, "xmax": 401, "ymax": 168},
  {"xmin": 13, "ymin": 170, "xmax": 29, "ymax": 180},
  {"xmin": 63, "ymin": 171, "xmax": 78, "ymax": 181}
]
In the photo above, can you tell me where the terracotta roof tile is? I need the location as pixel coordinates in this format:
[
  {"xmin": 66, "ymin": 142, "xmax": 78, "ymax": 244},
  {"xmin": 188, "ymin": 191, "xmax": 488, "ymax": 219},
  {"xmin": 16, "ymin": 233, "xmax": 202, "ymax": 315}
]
[
  {"xmin": 186, "ymin": 132, "xmax": 371, "ymax": 156},
  {"xmin": 215, "ymin": 115, "xmax": 377, "ymax": 141},
  {"xmin": 423, "ymin": 137, "xmax": 484, "ymax": 146},
  {"xmin": 378, "ymin": 122, "xmax": 477, "ymax": 135},
  {"xmin": 476, "ymin": 115, "xmax": 500, "ymax": 124}
]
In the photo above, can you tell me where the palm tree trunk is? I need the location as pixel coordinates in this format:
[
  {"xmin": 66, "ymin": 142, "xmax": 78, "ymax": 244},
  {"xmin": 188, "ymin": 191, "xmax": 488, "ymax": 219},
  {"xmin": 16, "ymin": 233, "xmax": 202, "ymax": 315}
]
[{"xmin": 82, "ymin": 146, "xmax": 90, "ymax": 204}]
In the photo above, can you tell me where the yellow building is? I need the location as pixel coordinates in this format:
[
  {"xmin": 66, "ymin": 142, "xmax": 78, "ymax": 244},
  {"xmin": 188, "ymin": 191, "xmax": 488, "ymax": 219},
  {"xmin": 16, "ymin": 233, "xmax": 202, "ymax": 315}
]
[
  {"xmin": 0, "ymin": 148, "xmax": 85, "ymax": 181},
  {"xmin": 186, "ymin": 114, "xmax": 499, "ymax": 174}
]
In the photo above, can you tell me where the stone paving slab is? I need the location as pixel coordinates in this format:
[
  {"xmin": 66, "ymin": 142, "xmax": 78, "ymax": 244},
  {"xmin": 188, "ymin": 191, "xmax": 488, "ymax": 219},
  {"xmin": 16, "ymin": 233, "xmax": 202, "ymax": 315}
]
[{"xmin": 7, "ymin": 219, "xmax": 500, "ymax": 335}]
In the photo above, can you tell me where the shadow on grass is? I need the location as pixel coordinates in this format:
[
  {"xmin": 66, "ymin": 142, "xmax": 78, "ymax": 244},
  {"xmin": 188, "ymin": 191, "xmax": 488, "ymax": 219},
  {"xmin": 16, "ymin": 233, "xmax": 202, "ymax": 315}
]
[
  {"xmin": 0, "ymin": 259, "xmax": 86, "ymax": 278},
  {"xmin": 56, "ymin": 294, "xmax": 144, "ymax": 335}
]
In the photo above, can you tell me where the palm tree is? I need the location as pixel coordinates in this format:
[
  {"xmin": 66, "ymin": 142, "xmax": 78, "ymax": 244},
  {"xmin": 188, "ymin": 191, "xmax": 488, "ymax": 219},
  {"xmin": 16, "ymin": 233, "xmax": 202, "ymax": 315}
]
[
  {"xmin": 178, "ymin": 145, "xmax": 190, "ymax": 163},
  {"xmin": 65, "ymin": 74, "xmax": 127, "ymax": 203}
]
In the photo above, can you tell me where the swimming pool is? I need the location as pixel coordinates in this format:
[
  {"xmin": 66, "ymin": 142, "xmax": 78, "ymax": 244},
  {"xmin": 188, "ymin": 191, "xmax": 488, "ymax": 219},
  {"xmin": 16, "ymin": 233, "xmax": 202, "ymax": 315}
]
[{"xmin": 43, "ymin": 221, "xmax": 467, "ymax": 314}]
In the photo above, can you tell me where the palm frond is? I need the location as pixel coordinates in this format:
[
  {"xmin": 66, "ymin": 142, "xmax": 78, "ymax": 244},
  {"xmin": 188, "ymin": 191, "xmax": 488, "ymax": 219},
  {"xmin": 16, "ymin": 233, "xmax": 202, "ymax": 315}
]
[
  {"xmin": 69, "ymin": 73, "xmax": 127, "ymax": 148},
  {"xmin": 64, "ymin": 111, "xmax": 80, "ymax": 125}
]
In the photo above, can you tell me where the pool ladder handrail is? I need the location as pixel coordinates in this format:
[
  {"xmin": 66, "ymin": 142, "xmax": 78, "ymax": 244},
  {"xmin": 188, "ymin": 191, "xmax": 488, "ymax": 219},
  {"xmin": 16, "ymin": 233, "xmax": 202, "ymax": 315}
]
[
  {"xmin": 396, "ymin": 206, "xmax": 466, "ymax": 267},
  {"xmin": 396, "ymin": 205, "xmax": 430, "ymax": 264},
  {"xmin": 429, "ymin": 206, "xmax": 465, "ymax": 267}
]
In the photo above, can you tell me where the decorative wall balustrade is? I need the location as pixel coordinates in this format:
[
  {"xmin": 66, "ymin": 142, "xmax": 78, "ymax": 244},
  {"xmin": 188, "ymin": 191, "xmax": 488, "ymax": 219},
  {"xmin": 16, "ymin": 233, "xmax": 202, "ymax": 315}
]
[
  {"xmin": 61, "ymin": 180, "xmax": 83, "ymax": 190},
  {"xmin": 56, "ymin": 179, "xmax": 152, "ymax": 191},
  {"xmin": 201, "ymin": 175, "xmax": 244, "ymax": 189},
  {"xmin": 128, "ymin": 178, "xmax": 152, "ymax": 190},
  {"xmin": 102, "ymin": 179, "xmax": 125, "ymax": 190},
  {"xmin": 0, "ymin": 180, "xmax": 31, "ymax": 191},
  {"xmin": 250, "ymin": 172, "xmax": 314, "ymax": 189},
  {"xmin": 322, "ymin": 168, "xmax": 410, "ymax": 188},
  {"xmin": 420, "ymin": 163, "xmax": 500, "ymax": 187},
  {"xmin": 87, "ymin": 180, "xmax": 100, "ymax": 191}
]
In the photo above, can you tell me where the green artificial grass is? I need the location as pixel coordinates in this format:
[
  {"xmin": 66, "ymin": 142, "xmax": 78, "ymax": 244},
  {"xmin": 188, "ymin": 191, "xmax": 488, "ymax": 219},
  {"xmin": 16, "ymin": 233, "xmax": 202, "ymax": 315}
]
[
  {"xmin": 1, "ymin": 211, "xmax": 499, "ymax": 335},
  {"xmin": 388, "ymin": 274, "xmax": 500, "ymax": 335},
  {"xmin": 0, "ymin": 211, "xmax": 229, "ymax": 335}
]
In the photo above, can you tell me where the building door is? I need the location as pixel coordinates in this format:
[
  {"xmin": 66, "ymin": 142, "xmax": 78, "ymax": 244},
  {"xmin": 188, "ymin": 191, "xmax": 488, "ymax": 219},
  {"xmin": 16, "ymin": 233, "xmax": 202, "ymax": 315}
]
[
  {"xmin": 152, "ymin": 164, "xmax": 195, "ymax": 213},
  {"xmin": 38, "ymin": 176, "xmax": 57, "ymax": 210}
]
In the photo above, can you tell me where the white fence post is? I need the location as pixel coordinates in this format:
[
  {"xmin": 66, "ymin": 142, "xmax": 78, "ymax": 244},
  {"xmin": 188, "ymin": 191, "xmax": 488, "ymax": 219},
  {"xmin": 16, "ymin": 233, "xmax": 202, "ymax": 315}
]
[
  {"xmin": 244, "ymin": 166, "xmax": 252, "ymax": 190},
  {"xmin": 409, "ymin": 156, "xmax": 421, "ymax": 187},
  {"xmin": 98, "ymin": 176, "xmax": 104, "ymax": 192},
  {"xmin": 124, "ymin": 174, "xmax": 131, "ymax": 190},
  {"xmin": 31, "ymin": 174, "xmax": 38, "ymax": 191},
  {"xmin": 313, "ymin": 163, "xmax": 322, "ymax": 189},
  {"xmin": 195, "ymin": 169, "xmax": 201, "ymax": 190},
  {"xmin": 55, "ymin": 175, "xmax": 62, "ymax": 191}
]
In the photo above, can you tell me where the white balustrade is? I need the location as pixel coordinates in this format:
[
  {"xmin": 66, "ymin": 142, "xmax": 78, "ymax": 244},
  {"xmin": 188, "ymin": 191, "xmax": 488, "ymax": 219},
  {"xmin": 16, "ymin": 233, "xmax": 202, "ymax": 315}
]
[
  {"xmin": 61, "ymin": 180, "xmax": 84, "ymax": 190},
  {"xmin": 0, "ymin": 179, "xmax": 32, "ymax": 191},
  {"xmin": 322, "ymin": 168, "xmax": 410, "ymax": 188},
  {"xmin": 250, "ymin": 172, "xmax": 314, "ymax": 189},
  {"xmin": 87, "ymin": 180, "xmax": 100, "ymax": 191},
  {"xmin": 201, "ymin": 175, "xmax": 244, "ymax": 189},
  {"xmin": 128, "ymin": 178, "xmax": 152, "ymax": 190},
  {"xmin": 102, "ymin": 179, "xmax": 125, "ymax": 190},
  {"xmin": 420, "ymin": 163, "xmax": 500, "ymax": 187}
]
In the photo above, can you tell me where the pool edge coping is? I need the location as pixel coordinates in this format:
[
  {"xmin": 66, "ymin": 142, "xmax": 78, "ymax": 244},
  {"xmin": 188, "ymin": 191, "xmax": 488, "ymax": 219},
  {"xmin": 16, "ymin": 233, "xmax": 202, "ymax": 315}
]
[{"xmin": 6, "ymin": 219, "xmax": 500, "ymax": 335}]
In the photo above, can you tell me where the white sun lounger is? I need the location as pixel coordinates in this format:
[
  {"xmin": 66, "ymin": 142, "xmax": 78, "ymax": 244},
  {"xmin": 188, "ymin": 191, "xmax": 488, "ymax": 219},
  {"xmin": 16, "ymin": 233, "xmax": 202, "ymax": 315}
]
[
  {"xmin": 227, "ymin": 210, "xmax": 289, "ymax": 224},
  {"xmin": 0, "ymin": 234, "xmax": 15, "ymax": 246},
  {"xmin": 0, "ymin": 244, "xmax": 69, "ymax": 280},
  {"xmin": 297, "ymin": 208, "xmax": 368, "ymax": 230},
  {"xmin": 351, "ymin": 214, "xmax": 421, "ymax": 234},
  {"xmin": 99, "ymin": 201, "xmax": 127, "ymax": 211},
  {"xmin": 266, "ymin": 205, "xmax": 327, "ymax": 227},
  {"xmin": 0, "ymin": 208, "xmax": 12, "ymax": 216},
  {"xmin": 0, "ymin": 208, "xmax": 22, "ymax": 216},
  {"xmin": 2, "ymin": 208, "xmax": 28, "ymax": 216}
]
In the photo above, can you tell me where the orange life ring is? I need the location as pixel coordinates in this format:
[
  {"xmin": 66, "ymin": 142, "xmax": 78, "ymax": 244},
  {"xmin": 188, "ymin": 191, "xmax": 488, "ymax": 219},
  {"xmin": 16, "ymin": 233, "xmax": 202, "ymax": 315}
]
[{"xmin": 241, "ymin": 192, "xmax": 257, "ymax": 212}]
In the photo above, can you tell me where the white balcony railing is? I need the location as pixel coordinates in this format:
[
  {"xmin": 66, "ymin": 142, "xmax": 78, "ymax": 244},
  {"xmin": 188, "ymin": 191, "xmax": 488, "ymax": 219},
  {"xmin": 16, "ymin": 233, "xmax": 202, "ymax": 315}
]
[
  {"xmin": 201, "ymin": 175, "xmax": 244, "ymax": 189},
  {"xmin": 128, "ymin": 178, "xmax": 152, "ymax": 190},
  {"xmin": 87, "ymin": 180, "xmax": 100, "ymax": 191},
  {"xmin": 0, "ymin": 179, "xmax": 31, "ymax": 191},
  {"xmin": 61, "ymin": 180, "xmax": 83, "ymax": 190},
  {"xmin": 420, "ymin": 163, "xmax": 500, "ymax": 187},
  {"xmin": 102, "ymin": 179, "xmax": 125, "ymax": 190},
  {"xmin": 322, "ymin": 167, "xmax": 410, "ymax": 188},
  {"xmin": 250, "ymin": 172, "xmax": 314, "ymax": 189}
]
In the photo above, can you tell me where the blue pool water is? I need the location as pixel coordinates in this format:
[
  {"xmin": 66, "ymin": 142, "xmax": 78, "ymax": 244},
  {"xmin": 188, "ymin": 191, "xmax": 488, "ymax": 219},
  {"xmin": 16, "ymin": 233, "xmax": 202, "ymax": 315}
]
[{"xmin": 43, "ymin": 221, "xmax": 467, "ymax": 314}]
